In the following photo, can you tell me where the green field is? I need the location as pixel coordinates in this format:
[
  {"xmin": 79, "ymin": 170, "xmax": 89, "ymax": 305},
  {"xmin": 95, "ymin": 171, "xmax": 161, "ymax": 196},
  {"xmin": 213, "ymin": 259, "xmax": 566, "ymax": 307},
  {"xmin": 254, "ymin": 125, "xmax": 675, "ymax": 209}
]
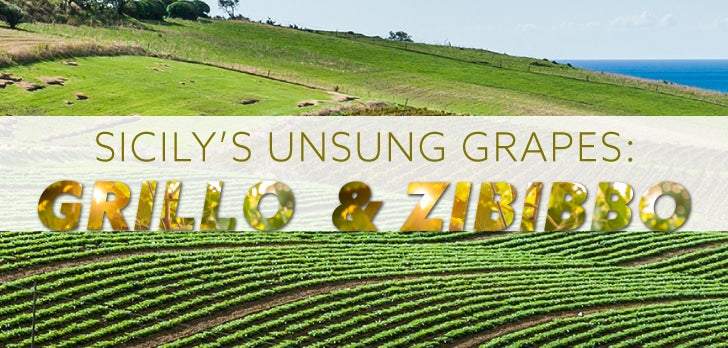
[
  {"xmin": 1, "ymin": 19, "xmax": 728, "ymax": 115},
  {"xmin": 0, "ymin": 56, "xmax": 346, "ymax": 115},
  {"xmin": 3, "ymin": 230, "xmax": 728, "ymax": 347}
]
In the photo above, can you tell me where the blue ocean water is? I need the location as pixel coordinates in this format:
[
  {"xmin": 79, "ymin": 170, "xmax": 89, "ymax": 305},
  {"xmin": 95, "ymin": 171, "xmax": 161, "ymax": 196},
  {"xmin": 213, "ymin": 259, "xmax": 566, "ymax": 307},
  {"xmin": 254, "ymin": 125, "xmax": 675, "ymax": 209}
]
[{"xmin": 565, "ymin": 60, "xmax": 728, "ymax": 94}]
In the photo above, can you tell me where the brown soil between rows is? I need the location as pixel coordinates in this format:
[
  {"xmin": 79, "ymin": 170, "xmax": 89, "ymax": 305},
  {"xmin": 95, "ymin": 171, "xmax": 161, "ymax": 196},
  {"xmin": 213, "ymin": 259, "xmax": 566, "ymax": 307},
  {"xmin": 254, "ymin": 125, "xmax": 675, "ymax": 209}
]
[
  {"xmin": 0, "ymin": 244, "xmax": 324, "ymax": 284},
  {"xmin": 620, "ymin": 241, "xmax": 728, "ymax": 267},
  {"xmin": 450, "ymin": 300, "xmax": 687, "ymax": 347},
  {"xmin": 128, "ymin": 276, "xmax": 419, "ymax": 348},
  {"xmin": 0, "ymin": 233, "xmax": 511, "ymax": 285},
  {"xmin": 126, "ymin": 269, "xmax": 526, "ymax": 347}
]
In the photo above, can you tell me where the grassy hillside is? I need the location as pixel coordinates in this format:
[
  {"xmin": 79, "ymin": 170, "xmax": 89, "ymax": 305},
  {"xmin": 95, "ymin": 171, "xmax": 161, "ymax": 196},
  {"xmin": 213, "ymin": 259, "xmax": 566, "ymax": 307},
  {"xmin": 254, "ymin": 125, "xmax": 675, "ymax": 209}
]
[
  {"xmin": 1, "ymin": 19, "xmax": 726, "ymax": 115},
  {"xmin": 3, "ymin": 230, "xmax": 728, "ymax": 346},
  {"xmin": 0, "ymin": 56, "xmax": 345, "ymax": 115},
  {"xmin": 323, "ymin": 30, "xmax": 728, "ymax": 106}
]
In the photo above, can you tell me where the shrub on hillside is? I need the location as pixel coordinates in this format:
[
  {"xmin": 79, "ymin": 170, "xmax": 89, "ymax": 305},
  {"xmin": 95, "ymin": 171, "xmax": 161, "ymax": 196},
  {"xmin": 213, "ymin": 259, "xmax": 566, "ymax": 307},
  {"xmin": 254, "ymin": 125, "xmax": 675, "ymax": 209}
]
[
  {"xmin": 166, "ymin": 0, "xmax": 207, "ymax": 20},
  {"xmin": 0, "ymin": 1, "xmax": 24, "ymax": 29},
  {"xmin": 190, "ymin": 0, "xmax": 209, "ymax": 17},
  {"xmin": 166, "ymin": 1, "xmax": 196, "ymax": 20},
  {"xmin": 126, "ymin": 0, "xmax": 166, "ymax": 20},
  {"xmin": 1, "ymin": 0, "xmax": 50, "ymax": 23},
  {"xmin": 125, "ymin": 1, "xmax": 141, "ymax": 18}
]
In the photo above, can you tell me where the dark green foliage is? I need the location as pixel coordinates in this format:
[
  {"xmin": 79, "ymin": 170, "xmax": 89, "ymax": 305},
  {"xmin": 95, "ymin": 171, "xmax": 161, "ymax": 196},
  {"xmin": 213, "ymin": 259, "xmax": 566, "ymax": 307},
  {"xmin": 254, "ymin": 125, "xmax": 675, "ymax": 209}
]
[
  {"xmin": 0, "ymin": 0, "xmax": 24, "ymax": 29},
  {"xmin": 166, "ymin": 1, "xmax": 196, "ymax": 20},
  {"xmin": 190, "ymin": 0, "xmax": 209, "ymax": 17},
  {"xmin": 126, "ymin": 0, "xmax": 166, "ymax": 20},
  {"xmin": 2, "ymin": 0, "xmax": 51, "ymax": 23},
  {"xmin": 166, "ymin": 0, "xmax": 207, "ymax": 20},
  {"xmin": 111, "ymin": 0, "xmax": 131, "ymax": 16},
  {"xmin": 4, "ymin": 0, "xmax": 129, "ymax": 24},
  {"xmin": 4, "ymin": 0, "xmax": 181, "ymax": 24},
  {"xmin": 388, "ymin": 31, "xmax": 413, "ymax": 42},
  {"xmin": 125, "ymin": 1, "xmax": 142, "ymax": 19}
]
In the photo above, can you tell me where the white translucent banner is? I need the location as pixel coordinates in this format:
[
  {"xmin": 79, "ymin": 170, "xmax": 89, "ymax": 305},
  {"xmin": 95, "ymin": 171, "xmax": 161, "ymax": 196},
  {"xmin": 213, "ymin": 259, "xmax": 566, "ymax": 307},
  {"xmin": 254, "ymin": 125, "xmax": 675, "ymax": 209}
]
[{"xmin": 0, "ymin": 116, "xmax": 726, "ymax": 232}]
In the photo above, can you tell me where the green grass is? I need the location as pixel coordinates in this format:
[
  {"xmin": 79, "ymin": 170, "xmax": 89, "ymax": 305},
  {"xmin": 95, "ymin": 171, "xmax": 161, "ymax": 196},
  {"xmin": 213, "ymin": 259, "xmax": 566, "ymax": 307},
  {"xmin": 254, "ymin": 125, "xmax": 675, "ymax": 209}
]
[
  {"xmin": 13, "ymin": 19, "xmax": 728, "ymax": 115},
  {"xmin": 0, "ymin": 56, "xmax": 338, "ymax": 115},
  {"xmin": 323, "ymin": 31, "xmax": 728, "ymax": 107}
]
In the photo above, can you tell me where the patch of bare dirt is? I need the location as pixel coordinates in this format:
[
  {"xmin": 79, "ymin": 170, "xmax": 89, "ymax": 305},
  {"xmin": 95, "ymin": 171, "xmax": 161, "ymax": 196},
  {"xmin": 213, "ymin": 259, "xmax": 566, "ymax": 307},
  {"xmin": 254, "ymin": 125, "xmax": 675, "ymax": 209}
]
[
  {"xmin": 62, "ymin": 61, "xmax": 79, "ymax": 66},
  {"xmin": 0, "ymin": 72, "xmax": 22, "ymax": 81},
  {"xmin": 0, "ymin": 80, "xmax": 14, "ymax": 89},
  {"xmin": 240, "ymin": 99, "xmax": 260, "ymax": 105},
  {"xmin": 75, "ymin": 92, "xmax": 89, "ymax": 100},
  {"xmin": 328, "ymin": 91, "xmax": 359, "ymax": 102},
  {"xmin": 17, "ymin": 81, "xmax": 45, "ymax": 92},
  {"xmin": 39, "ymin": 76, "xmax": 68, "ymax": 86},
  {"xmin": 454, "ymin": 231, "xmax": 517, "ymax": 242},
  {"xmin": 0, "ymin": 73, "xmax": 22, "ymax": 89},
  {"xmin": 297, "ymin": 100, "xmax": 320, "ymax": 108}
]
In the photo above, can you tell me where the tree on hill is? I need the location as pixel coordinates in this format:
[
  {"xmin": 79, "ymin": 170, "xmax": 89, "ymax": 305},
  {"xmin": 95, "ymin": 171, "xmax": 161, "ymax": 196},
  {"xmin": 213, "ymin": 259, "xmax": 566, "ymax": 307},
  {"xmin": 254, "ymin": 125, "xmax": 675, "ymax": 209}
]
[
  {"xmin": 218, "ymin": 0, "xmax": 239, "ymax": 19},
  {"xmin": 388, "ymin": 31, "xmax": 413, "ymax": 42},
  {"xmin": 125, "ymin": 0, "xmax": 166, "ymax": 20},
  {"xmin": 109, "ymin": 0, "xmax": 132, "ymax": 17},
  {"xmin": 0, "ymin": 0, "xmax": 24, "ymax": 29},
  {"xmin": 190, "ymin": 0, "xmax": 210, "ymax": 17},
  {"xmin": 166, "ymin": 0, "xmax": 208, "ymax": 20}
]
